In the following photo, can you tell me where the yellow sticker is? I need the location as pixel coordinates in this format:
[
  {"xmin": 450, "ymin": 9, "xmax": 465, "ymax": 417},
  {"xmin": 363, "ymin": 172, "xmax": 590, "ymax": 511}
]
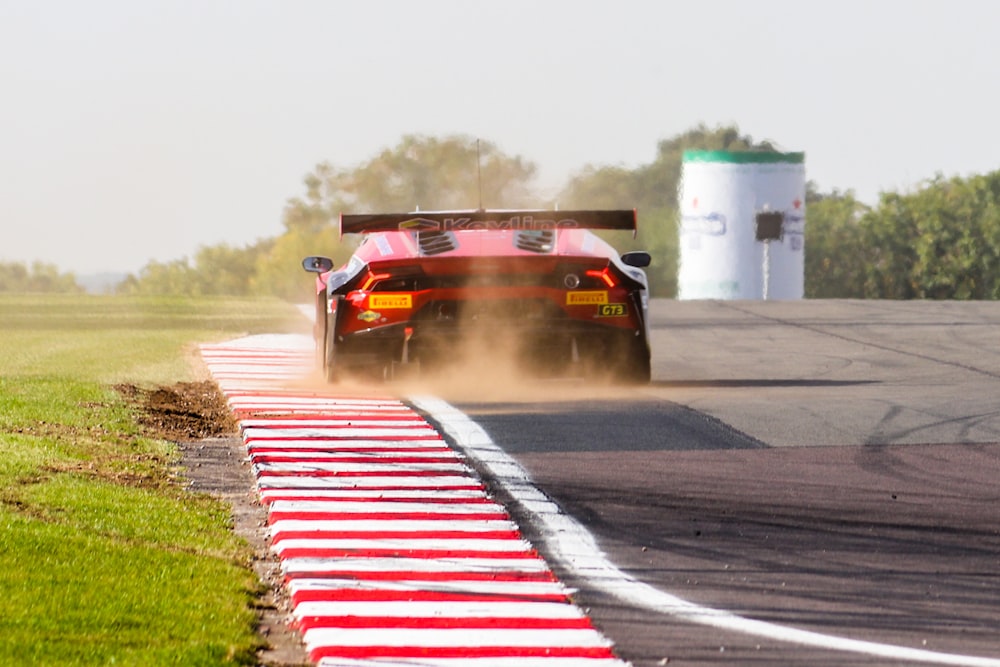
[
  {"xmin": 566, "ymin": 290, "xmax": 608, "ymax": 306},
  {"xmin": 597, "ymin": 303, "xmax": 628, "ymax": 317},
  {"xmin": 369, "ymin": 294, "xmax": 412, "ymax": 309}
]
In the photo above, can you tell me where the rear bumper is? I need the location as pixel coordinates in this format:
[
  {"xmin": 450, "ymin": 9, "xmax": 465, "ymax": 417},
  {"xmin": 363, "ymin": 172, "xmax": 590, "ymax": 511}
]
[{"xmin": 336, "ymin": 317, "xmax": 648, "ymax": 370}]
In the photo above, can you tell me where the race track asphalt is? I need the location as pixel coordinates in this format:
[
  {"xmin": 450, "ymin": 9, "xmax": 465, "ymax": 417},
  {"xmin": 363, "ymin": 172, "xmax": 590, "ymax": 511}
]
[{"xmin": 449, "ymin": 300, "xmax": 1000, "ymax": 667}]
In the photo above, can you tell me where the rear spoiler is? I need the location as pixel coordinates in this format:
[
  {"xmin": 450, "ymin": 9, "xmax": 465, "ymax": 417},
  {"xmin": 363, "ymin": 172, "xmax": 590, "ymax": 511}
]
[{"xmin": 340, "ymin": 209, "xmax": 637, "ymax": 237}]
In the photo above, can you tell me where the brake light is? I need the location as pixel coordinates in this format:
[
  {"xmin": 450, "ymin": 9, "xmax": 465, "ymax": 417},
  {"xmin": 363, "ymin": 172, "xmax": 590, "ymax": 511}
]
[
  {"xmin": 586, "ymin": 268, "xmax": 618, "ymax": 288},
  {"xmin": 360, "ymin": 270, "xmax": 391, "ymax": 291}
]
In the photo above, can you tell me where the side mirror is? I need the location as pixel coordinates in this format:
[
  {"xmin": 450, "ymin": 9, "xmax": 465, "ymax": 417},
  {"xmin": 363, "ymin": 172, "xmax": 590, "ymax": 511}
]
[
  {"xmin": 621, "ymin": 251, "xmax": 651, "ymax": 268},
  {"xmin": 302, "ymin": 256, "xmax": 334, "ymax": 273}
]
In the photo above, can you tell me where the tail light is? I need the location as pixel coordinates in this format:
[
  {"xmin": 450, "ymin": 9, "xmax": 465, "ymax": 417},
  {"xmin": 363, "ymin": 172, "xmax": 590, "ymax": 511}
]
[{"xmin": 585, "ymin": 267, "xmax": 618, "ymax": 288}]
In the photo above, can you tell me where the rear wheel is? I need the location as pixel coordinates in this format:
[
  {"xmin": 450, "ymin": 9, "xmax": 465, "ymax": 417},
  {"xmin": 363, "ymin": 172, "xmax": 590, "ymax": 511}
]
[
  {"xmin": 323, "ymin": 309, "xmax": 341, "ymax": 383},
  {"xmin": 612, "ymin": 337, "xmax": 652, "ymax": 384},
  {"xmin": 615, "ymin": 343, "xmax": 651, "ymax": 384},
  {"xmin": 314, "ymin": 296, "xmax": 327, "ymax": 369}
]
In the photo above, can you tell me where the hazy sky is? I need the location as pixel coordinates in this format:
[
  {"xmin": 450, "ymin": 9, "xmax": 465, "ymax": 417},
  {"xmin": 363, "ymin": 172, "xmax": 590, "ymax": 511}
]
[{"xmin": 3, "ymin": 0, "xmax": 999, "ymax": 274}]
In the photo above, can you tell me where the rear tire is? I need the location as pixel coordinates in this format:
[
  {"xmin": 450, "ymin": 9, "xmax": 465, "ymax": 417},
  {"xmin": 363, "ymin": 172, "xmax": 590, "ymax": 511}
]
[
  {"xmin": 314, "ymin": 296, "xmax": 327, "ymax": 370},
  {"xmin": 324, "ymin": 311, "xmax": 339, "ymax": 383},
  {"xmin": 611, "ymin": 335, "xmax": 651, "ymax": 384},
  {"xmin": 619, "ymin": 348, "xmax": 651, "ymax": 384}
]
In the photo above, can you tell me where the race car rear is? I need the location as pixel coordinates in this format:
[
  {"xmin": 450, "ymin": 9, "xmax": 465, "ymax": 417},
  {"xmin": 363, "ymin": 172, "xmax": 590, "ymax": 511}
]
[{"xmin": 303, "ymin": 210, "xmax": 651, "ymax": 383}]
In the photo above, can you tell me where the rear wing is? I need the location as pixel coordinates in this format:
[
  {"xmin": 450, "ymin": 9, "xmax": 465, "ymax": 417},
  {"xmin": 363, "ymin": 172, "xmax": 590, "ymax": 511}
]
[{"xmin": 340, "ymin": 209, "xmax": 637, "ymax": 237}]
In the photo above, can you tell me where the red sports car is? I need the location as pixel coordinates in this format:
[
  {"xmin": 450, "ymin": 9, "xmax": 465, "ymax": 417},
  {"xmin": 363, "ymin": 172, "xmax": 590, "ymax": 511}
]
[{"xmin": 303, "ymin": 210, "xmax": 651, "ymax": 383}]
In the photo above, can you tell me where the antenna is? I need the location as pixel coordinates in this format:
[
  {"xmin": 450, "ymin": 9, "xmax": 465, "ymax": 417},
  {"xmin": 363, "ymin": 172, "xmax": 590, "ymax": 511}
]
[{"xmin": 476, "ymin": 139, "xmax": 484, "ymax": 212}]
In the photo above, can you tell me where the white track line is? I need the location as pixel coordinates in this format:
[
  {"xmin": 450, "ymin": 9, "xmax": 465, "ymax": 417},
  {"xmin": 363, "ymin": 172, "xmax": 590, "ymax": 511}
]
[
  {"xmin": 249, "ymin": 451, "xmax": 460, "ymax": 462},
  {"xmin": 254, "ymin": 474, "xmax": 480, "ymax": 489},
  {"xmin": 293, "ymin": 600, "xmax": 587, "ymax": 619},
  {"xmin": 272, "ymin": 538, "xmax": 533, "ymax": 553},
  {"xmin": 270, "ymin": 519, "xmax": 519, "ymax": 534},
  {"xmin": 281, "ymin": 556, "xmax": 553, "ymax": 576},
  {"xmin": 247, "ymin": 439, "xmax": 444, "ymax": 451},
  {"xmin": 302, "ymin": 627, "xmax": 614, "ymax": 648},
  {"xmin": 287, "ymin": 578, "xmax": 574, "ymax": 598},
  {"xmin": 253, "ymin": 461, "xmax": 468, "ymax": 474},
  {"xmin": 241, "ymin": 418, "xmax": 428, "ymax": 429},
  {"xmin": 319, "ymin": 660, "xmax": 628, "ymax": 667},
  {"xmin": 413, "ymin": 396, "xmax": 1000, "ymax": 667},
  {"xmin": 244, "ymin": 426, "xmax": 440, "ymax": 440},
  {"xmin": 266, "ymin": 500, "xmax": 505, "ymax": 515},
  {"xmin": 258, "ymin": 488, "xmax": 488, "ymax": 502}
]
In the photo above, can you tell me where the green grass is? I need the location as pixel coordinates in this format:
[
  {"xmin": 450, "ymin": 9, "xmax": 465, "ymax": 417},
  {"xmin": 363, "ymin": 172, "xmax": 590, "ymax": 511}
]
[{"xmin": 0, "ymin": 294, "xmax": 308, "ymax": 666}]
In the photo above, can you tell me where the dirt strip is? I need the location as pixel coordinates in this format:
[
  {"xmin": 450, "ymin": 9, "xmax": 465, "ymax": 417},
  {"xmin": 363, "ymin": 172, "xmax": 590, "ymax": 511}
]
[{"xmin": 132, "ymin": 381, "xmax": 310, "ymax": 666}]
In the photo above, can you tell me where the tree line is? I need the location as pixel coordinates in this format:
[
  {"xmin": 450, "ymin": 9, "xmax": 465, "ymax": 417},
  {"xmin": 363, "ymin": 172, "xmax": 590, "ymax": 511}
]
[
  {"xmin": 0, "ymin": 261, "xmax": 83, "ymax": 293},
  {"xmin": 806, "ymin": 173, "xmax": 1000, "ymax": 299},
  {"xmin": 8, "ymin": 126, "xmax": 1000, "ymax": 299}
]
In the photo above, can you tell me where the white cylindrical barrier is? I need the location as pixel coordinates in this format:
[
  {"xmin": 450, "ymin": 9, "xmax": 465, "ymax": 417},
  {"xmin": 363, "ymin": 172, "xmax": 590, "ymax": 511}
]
[{"xmin": 678, "ymin": 151, "xmax": 806, "ymax": 300}]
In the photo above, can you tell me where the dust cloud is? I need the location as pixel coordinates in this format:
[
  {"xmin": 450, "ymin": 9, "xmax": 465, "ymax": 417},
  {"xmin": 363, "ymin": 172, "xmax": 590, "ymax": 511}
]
[{"xmin": 285, "ymin": 328, "xmax": 637, "ymax": 406}]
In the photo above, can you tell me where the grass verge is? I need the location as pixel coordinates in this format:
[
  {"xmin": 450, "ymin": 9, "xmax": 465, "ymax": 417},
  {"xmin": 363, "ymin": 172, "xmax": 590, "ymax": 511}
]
[{"xmin": 0, "ymin": 294, "xmax": 308, "ymax": 666}]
